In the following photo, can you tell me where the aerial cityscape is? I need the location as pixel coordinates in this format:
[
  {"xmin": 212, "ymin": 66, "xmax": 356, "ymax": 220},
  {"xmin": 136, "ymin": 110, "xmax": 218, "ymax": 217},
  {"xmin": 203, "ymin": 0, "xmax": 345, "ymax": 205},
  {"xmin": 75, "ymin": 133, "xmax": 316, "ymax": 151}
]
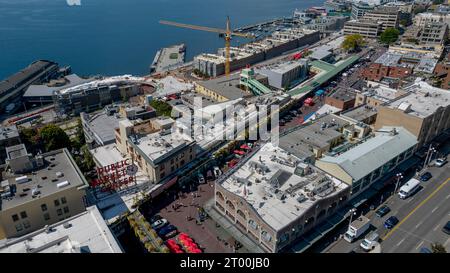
[{"xmin": 1, "ymin": 0, "xmax": 450, "ymax": 258}]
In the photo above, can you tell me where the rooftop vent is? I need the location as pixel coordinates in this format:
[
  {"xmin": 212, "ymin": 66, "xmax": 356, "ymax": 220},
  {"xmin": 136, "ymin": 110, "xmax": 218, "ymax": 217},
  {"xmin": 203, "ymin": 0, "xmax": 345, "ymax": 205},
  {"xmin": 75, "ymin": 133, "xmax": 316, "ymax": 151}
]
[
  {"xmin": 57, "ymin": 181, "xmax": 70, "ymax": 189},
  {"xmin": 63, "ymin": 222, "xmax": 72, "ymax": 229}
]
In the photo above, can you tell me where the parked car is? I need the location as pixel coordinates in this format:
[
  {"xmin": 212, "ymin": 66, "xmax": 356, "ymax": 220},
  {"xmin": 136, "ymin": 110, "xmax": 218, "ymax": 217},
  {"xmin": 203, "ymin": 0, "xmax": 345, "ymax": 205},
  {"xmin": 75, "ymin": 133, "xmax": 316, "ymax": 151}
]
[
  {"xmin": 435, "ymin": 158, "xmax": 447, "ymax": 167},
  {"xmin": 149, "ymin": 214, "xmax": 162, "ymax": 224},
  {"xmin": 158, "ymin": 224, "xmax": 177, "ymax": 237},
  {"xmin": 442, "ymin": 221, "xmax": 450, "ymax": 235},
  {"xmin": 384, "ymin": 216, "xmax": 399, "ymax": 229},
  {"xmin": 151, "ymin": 218, "xmax": 168, "ymax": 230},
  {"xmin": 198, "ymin": 174, "xmax": 205, "ymax": 184},
  {"xmin": 360, "ymin": 232, "xmax": 380, "ymax": 251},
  {"xmin": 375, "ymin": 205, "xmax": 391, "ymax": 218},
  {"xmin": 420, "ymin": 247, "xmax": 432, "ymax": 253},
  {"xmin": 213, "ymin": 166, "xmax": 222, "ymax": 178},
  {"xmin": 419, "ymin": 172, "xmax": 432, "ymax": 182}
]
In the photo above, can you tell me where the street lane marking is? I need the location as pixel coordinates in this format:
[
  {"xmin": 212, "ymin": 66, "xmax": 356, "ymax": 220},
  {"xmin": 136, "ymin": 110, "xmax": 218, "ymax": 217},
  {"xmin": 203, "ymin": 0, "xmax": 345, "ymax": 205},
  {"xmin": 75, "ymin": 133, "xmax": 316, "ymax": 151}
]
[
  {"xmin": 415, "ymin": 241, "xmax": 424, "ymax": 250},
  {"xmin": 382, "ymin": 178, "xmax": 449, "ymax": 241},
  {"xmin": 396, "ymin": 238, "xmax": 405, "ymax": 246},
  {"xmin": 431, "ymin": 206, "xmax": 439, "ymax": 213},
  {"xmin": 415, "ymin": 220, "xmax": 424, "ymax": 229},
  {"xmin": 433, "ymin": 224, "xmax": 440, "ymax": 231},
  {"xmin": 446, "ymin": 194, "xmax": 450, "ymax": 200}
]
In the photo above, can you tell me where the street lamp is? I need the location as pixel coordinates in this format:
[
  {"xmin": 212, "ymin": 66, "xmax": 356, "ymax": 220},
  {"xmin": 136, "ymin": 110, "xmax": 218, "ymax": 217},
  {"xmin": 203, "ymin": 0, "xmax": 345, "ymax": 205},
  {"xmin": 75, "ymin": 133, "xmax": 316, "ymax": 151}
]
[
  {"xmin": 394, "ymin": 173, "xmax": 403, "ymax": 195},
  {"xmin": 347, "ymin": 208, "xmax": 357, "ymax": 231},
  {"xmin": 423, "ymin": 145, "xmax": 437, "ymax": 170}
]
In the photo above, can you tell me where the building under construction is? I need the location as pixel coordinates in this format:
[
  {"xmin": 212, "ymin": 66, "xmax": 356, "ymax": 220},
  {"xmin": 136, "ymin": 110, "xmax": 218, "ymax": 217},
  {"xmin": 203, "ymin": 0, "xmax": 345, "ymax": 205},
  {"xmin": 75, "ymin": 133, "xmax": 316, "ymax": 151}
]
[{"xmin": 193, "ymin": 28, "xmax": 319, "ymax": 77}]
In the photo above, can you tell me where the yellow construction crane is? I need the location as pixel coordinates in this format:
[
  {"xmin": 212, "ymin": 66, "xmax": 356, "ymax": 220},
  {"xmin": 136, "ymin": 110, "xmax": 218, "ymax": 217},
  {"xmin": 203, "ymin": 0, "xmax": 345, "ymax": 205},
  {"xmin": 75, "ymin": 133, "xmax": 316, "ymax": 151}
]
[{"xmin": 159, "ymin": 17, "xmax": 255, "ymax": 77}]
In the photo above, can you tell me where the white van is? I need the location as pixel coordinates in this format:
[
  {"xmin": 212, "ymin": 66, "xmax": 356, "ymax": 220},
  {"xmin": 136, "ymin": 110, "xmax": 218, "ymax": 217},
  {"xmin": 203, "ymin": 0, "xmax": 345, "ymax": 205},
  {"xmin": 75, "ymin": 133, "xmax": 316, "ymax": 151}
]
[
  {"xmin": 398, "ymin": 178, "xmax": 421, "ymax": 199},
  {"xmin": 360, "ymin": 232, "xmax": 379, "ymax": 251}
]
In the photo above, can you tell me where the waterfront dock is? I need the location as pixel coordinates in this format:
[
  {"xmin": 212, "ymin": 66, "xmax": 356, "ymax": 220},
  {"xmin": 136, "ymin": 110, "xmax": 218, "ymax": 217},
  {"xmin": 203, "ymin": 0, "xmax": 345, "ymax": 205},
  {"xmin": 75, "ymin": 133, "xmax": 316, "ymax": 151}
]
[{"xmin": 150, "ymin": 44, "xmax": 186, "ymax": 73}]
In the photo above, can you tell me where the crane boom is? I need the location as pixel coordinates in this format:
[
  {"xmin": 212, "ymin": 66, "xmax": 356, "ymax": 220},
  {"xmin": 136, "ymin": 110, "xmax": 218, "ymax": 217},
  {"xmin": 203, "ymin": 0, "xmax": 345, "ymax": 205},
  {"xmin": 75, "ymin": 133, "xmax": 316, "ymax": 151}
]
[
  {"xmin": 159, "ymin": 20, "xmax": 255, "ymax": 38},
  {"xmin": 159, "ymin": 17, "xmax": 255, "ymax": 77}
]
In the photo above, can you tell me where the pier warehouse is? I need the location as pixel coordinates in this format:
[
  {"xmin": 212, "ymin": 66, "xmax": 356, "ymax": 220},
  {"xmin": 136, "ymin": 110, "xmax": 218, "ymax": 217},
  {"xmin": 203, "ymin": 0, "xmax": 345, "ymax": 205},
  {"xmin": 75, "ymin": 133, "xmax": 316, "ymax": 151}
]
[{"xmin": 193, "ymin": 29, "xmax": 319, "ymax": 77}]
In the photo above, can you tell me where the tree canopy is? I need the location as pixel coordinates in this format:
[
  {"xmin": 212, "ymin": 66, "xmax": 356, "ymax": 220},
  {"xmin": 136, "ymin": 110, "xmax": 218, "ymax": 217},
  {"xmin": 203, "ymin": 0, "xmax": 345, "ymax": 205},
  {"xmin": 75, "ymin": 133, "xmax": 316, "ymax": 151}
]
[
  {"xmin": 342, "ymin": 34, "xmax": 366, "ymax": 52},
  {"xmin": 150, "ymin": 99, "xmax": 173, "ymax": 117},
  {"xmin": 380, "ymin": 28, "xmax": 400, "ymax": 45},
  {"xmin": 39, "ymin": 124, "xmax": 72, "ymax": 152},
  {"xmin": 431, "ymin": 243, "xmax": 447, "ymax": 253}
]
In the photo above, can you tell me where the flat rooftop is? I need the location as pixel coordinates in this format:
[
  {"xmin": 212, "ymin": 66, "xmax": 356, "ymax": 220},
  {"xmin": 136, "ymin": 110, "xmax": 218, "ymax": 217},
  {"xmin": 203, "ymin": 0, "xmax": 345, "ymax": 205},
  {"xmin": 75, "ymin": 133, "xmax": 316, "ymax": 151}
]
[
  {"xmin": 374, "ymin": 52, "xmax": 402, "ymax": 67},
  {"xmin": 132, "ymin": 131, "xmax": 194, "ymax": 166},
  {"xmin": 387, "ymin": 79, "xmax": 450, "ymax": 118},
  {"xmin": 359, "ymin": 84, "xmax": 403, "ymax": 103},
  {"xmin": 280, "ymin": 114, "xmax": 349, "ymax": 151},
  {"xmin": 0, "ymin": 149, "xmax": 88, "ymax": 211},
  {"xmin": 0, "ymin": 60, "xmax": 57, "ymax": 96},
  {"xmin": 196, "ymin": 74, "xmax": 255, "ymax": 101},
  {"xmin": 219, "ymin": 143, "xmax": 349, "ymax": 231},
  {"xmin": 153, "ymin": 44, "xmax": 185, "ymax": 72},
  {"xmin": 23, "ymin": 74, "xmax": 93, "ymax": 98},
  {"xmin": 329, "ymin": 87, "xmax": 356, "ymax": 102},
  {"xmin": 0, "ymin": 206, "xmax": 122, "ymax": 253},
  {"xmin": 0, "ymin": 125, "xmax": 19, "ymax": 142},
  {"xmin": 340, "ymin": 105, "xmax": 378, "ymax": 122},
  {"xmin": 5, "ymin": 144, "xmax": 28, "ymax": 160}
]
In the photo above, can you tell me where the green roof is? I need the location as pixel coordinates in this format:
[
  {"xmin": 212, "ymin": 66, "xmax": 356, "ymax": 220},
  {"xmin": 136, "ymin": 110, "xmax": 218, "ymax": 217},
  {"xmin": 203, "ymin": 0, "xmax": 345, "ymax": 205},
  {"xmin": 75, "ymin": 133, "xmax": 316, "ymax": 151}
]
[{"xmin": 288, "ymin": 55, "xmax": 360, "ymax": 96}]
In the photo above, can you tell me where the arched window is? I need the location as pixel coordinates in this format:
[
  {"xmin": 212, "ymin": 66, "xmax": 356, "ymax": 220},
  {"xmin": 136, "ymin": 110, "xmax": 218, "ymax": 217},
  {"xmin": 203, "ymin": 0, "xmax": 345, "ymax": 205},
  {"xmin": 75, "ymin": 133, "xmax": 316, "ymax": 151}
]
[
  {"xmin": 216, "ymin": 191, "xmax": 224, "ymax": 201},
  {"xmin": 248, "ymin": 219, "xmax": 258, "ymax": 230},
  {"xmin": 261, "ymin": 230, "xmax": 272, "ymax": 242},
  {"xmin": 226, "ymin": 200, "xmax": 235, "ymax": 210},
  {"xmin": 237, "ymin": 209, "xmax": 246, "ymax": 219}
]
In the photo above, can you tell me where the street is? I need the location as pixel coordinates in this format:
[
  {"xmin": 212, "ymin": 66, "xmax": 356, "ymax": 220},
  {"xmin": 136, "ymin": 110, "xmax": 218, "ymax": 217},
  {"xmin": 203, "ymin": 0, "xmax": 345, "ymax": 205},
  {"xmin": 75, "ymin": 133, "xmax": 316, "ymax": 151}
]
[{"xmin": 324, "ymin": 141, "xmax": 450, "ymax": 253}]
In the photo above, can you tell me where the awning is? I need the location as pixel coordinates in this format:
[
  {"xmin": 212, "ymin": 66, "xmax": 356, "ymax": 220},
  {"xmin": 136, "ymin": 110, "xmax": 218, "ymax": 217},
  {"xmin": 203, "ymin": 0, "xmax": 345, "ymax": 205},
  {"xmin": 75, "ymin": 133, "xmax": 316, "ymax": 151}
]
[{"xmin": 350, "ymin": 188, "xmax": 378, "ymax": 208}]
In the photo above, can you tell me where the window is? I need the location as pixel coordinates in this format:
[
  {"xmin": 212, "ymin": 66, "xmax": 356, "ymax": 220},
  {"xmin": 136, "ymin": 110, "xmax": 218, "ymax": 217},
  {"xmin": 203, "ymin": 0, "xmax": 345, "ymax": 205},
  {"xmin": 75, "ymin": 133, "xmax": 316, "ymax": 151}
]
[
  {"xmin": 61, "ymin": 197, "xmax": 67, "ymax": 204},
  {"xmin": 41, "ymin": 204, "xmax": 48, "ymax": 212},
  {"xmin": 57, "ymin": 209, "xmax": 63, "ymax": 216},
  {"xmin": 63, "ymin": 206, "xmax": 70, "ymax": 214},
  {"xmin": 44, "ymin": 213, "xmax": 50, "ymax": 221},
  {"xmin": 23, "ymin": 220, "xmax": 31, "ymax": 229},
  {"xmin": 20, "ymin": 211, "xmax": 27, "ymax": 219},
  {"xmin": 54, "ymin": 199, "xmax": 60, "ymax": 206},
  {"xmin": 15, "ymin": 224, "xmax": 23, "ymax": 232},
  {"xmin": 12, "ymin": 214, "xmax": 19, "ymax": 222}
]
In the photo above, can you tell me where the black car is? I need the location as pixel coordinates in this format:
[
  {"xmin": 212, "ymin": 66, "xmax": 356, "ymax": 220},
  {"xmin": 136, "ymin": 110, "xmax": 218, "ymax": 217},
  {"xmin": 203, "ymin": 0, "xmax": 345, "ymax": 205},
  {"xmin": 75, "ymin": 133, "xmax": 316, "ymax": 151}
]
[
  {"xmin": 442, "ymin": 221, "xmax": 450, "ymax": 235},
  {"xmin": 157, "ymin": 224, "xmax": 177, "ymax": 237},
  {"xmin": 149, "ymin": 214, "xmax": 162, "ymax": 224},
  {"xmin": 384, "ymin": 216, "xmax": 399, "ymax": 229},
  {"xmin": 420, "ymin": 172, "xmax": 432, "ymax": 182},
  {"xmin": 375, "ymin": 205, "xmax": 391, "ymax": 217}
]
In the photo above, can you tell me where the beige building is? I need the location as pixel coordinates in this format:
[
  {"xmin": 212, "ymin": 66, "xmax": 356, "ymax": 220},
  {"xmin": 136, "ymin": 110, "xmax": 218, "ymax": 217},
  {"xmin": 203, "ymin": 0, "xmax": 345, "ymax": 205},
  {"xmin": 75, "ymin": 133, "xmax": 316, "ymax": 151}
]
[
  {"xmin": 364, "ymin": 7, "xmax": 400, "ymax": 31},
  {"xmin": 114, "ymin": 118, "xmax": 196, "ymax": 184},
  {"xmin": 316, "ymin": 127, "xmax": 418, "ymax": 196},
  {"xmin": 374, "ymin": 79, "xmax": 450, "ymax": 147},
  {"xmin": 0, "ymin": 146, "xmax": 88, "ymax": 239},
  {"xmin": 215, "ymin": 143, "xmax": 350, "ymax": 253},
  {"xmin": 354, "ymin": 82, "xmax": 407, "ymax": 108},
  {"xmin": 343, "ymin": 19, "xmax": 382, "ymax": 38}
]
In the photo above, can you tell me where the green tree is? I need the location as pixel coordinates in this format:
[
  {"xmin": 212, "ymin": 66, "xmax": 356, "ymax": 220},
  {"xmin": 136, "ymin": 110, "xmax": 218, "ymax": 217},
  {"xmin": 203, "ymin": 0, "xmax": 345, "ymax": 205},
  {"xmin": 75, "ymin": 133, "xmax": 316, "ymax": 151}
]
[
  {"xmin": 399, "ymin": 19, "xmax": 410, "ymax": 27},
  {"xmin": 19, "ymin": 127, "xmax": 40, "ymax": 148},
  {"xmin": 431, "ymin": 243, "xmax": 447, "ymax": 253},
  {"xmin": 150, "ymin": 100, "xmax": 173, "ymax": 117},
  {"xmin": 71, "ymin": 118, "xmax": 86, "ymax": 151},
  {"xmin": 432, "ymin": 0, "xmax": 444, "ymax": 5},
  {"xmin": 341, "ymin": 34, "xmax": 366, "ymax": 52},
  {"xmin": 39, "ymin": 124, "xmax": 72, "ymax": 152},
  {"xmin": 81, "ymin": 145, "xmax": 95, "ymax": 171},
  {"xmin": 380, "ymin": 28, "xmax": 400, "ymax": 45}
]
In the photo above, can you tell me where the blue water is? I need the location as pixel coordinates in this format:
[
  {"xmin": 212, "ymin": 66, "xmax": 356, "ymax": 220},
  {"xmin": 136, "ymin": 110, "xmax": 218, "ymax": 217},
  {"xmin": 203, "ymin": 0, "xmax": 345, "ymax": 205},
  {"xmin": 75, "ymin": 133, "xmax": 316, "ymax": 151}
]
[{"xmin": 0, "ymin": 0, "xmax": 320, "ymax": 79}]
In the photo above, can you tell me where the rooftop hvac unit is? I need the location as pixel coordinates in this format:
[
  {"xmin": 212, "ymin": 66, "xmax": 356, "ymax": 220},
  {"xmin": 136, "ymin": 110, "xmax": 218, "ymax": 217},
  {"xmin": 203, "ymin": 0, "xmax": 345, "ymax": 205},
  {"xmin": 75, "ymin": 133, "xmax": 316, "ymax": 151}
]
[
  {"xmin": 57, "ymin": 181, "xmax": 70, "ymax": 189},
  {"xmin": 15, "ymin": 176, "xmax": 29, "ymax": 184}
]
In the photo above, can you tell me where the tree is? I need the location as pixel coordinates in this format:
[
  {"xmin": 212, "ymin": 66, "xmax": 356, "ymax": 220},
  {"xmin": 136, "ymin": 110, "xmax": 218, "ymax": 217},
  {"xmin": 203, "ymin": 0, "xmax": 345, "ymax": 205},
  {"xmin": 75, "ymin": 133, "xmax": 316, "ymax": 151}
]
[
  {"xmin": 431, "ymin": 243, "xmax": 447, "ymax": 253},
  {"xmin": 150, "ymin": 100, "xmax": 173, "ymax": 117},
  {"xmin": 39, "ymin": 124, "xmax": 72, "ymax": 152},
  {"xmin": 432, "ymin": 0, "xmax": 444, "ymax": 4},
  {"xmin": 19, "ymin": 127, "xmax": 40, "ymax": 148},
  {"xmin": 399, "ymin": 19, "xmax": 410, "ymax": 27},
  {"xmin": 341, "ymin": 34, "xmax": 366, "ymax": 52},
  {"xmin": 380, "ymin": 28, "xmax": 400, "ymax": 45},
  {"xmin": 413, "ymin": 6, "xmax": 426, "ymax": 15}
]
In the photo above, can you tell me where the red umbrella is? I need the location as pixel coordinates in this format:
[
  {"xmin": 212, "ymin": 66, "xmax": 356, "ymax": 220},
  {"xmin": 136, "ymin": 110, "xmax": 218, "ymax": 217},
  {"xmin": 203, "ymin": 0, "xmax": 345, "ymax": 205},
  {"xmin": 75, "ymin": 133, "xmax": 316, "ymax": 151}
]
[{"xmin": 240, "ymin": 144, "xmax": 250, "ymax": 150}]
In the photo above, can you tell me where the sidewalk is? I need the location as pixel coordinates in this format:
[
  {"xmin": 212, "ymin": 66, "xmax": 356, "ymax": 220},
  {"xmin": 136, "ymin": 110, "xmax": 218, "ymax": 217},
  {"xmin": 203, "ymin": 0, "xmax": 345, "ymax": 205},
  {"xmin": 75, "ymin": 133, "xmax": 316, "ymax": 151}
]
[{"xmin": 204, "ymin": 198, "xmax": 266, "ymax": 253}]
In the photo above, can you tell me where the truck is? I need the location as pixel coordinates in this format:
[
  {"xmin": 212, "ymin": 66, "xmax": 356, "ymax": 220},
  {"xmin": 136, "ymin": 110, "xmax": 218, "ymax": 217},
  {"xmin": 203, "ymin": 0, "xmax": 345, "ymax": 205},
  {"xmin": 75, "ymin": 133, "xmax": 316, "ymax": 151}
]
[
  {"xmin": 344, "ymin": 215, "xmax": 371, "ymax": 243},
  {"xmin": 398, "ymin": 178, "xmax": 421, "ymax": 199}
]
